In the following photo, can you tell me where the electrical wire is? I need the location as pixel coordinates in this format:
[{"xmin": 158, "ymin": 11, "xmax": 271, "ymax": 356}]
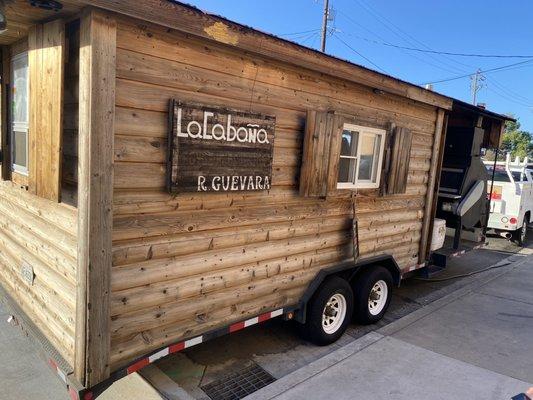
[
  {"xmin": 485, "ymin": 85, "xmax": 533, "ymax": 108},
  {"xmin": 487, "ymin": 77, "xmax": 533, "ymax": 104},
  {"xmin": 278, "ymin": 28, "xmax": 321, "ymax": 37},
  {"xmin": 299, "ymin": 31, "xmax": 320, "ymax": 47},
  {"xmin": 336, "ymin": 9, "xmax": 468, "ymax": 75},
  {"xmin": 350, "ymin": 0, "xmax": 470, "ymax": 74},
  {"xmin": 339, "ymin": 0, "xmax": 532, "ymax": 110},
  {"xmin": 336, "ymin": 32, "xmax": 533, "ymax": 59},
  {"xmin": 414, "ymin": 261, "xmax": 513, "ymax": 282},
  {"xmin": 420, "ymin": 59, "xmax": 533, "ymax": 85},
  {"xmin": 332, "ymin": 32, "xmax": 386, "ymax": 73}
]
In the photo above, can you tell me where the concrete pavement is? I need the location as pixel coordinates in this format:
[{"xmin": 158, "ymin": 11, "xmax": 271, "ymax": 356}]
[
  {"xmin": 0, "ymin": 302, "xmax": 68, "ymax": 400},
  {"xmin": 0, "ymin": 239, "xmax": 531, "ymax": 400},
  {"xmin": 246, "ymin": 254, "xmax": 533, "ymax": 400}
]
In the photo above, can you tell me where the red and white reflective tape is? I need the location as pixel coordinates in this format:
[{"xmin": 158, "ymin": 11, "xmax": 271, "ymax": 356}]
[
  {"xmin": 126, "ymin": 308, "xmax": 284, "ymax": 374},
  {"xmin": 229, "ymin": 309, "xmax": 283, "ymax": 333},
  {"xmin": 407, "ymin": 263, "xmax": 426, "ymax": 272},
  {"xmin": 450, "ymin": 243, "xmax": 486, "ymax": 258},
  {"xmin": 48, "ymin": 358, "xmax": 67, "ymax": 384}
]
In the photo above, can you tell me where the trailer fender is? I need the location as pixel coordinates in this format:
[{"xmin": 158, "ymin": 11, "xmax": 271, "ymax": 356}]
[{"xmin": 293, "ymin": 255, "xmax": 401, "ymax": 323}]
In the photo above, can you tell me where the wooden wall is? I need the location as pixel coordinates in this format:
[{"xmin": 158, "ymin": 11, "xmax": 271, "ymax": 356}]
[
  {"xmin": 109, "ymin": 15, "xmax": 439, "ymax": 369},
  {"xmin": 28, "ymin": 19, "xmax": 65, "ymax": 202},
  {"xmin": 0, "ymin": 181, "xmax": 78, "ymax": 365},
  {"xmin": 62, "ymin": 21, "xmax": 80, "ymax": 206}
]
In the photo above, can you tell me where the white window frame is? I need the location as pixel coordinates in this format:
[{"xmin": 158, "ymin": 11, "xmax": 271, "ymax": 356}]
[
  {"xmin": 337, "ymin": 124, "xmax": 386, "ymax": 190},
  {"xmin": 10, "ymin": 51, "xmax": 29, "ymax": 176}
]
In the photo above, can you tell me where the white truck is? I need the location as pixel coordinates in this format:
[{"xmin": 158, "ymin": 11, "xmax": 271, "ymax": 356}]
[{"xmin": 485, "ymin": 156, "xmax": 533, "ymax": 246}]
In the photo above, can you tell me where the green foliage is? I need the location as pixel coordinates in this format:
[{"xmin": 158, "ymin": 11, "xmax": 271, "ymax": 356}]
[{"xmin": 500, "ymin": 117, "xmax": 533, "ymax": 160}]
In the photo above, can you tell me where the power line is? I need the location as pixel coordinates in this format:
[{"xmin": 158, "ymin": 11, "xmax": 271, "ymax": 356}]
[
  {"xmin": 353, "ymin": 0, "xmax": 533, "ymax": 60},
  {"xmin": 421, "ymin": 59, "xmax": 533, "ymax": 85},
  {"xmin": 350, "ymin": 0, "xmax": 469, "ymax": 74},
  {"xmin": 340, "ymin": 32, "xmax": 533, "ymax": 59},
  {"xmin": 336, "ymin": 7, "xmax": 468, "ymax": 75},
  {"xmin": 278, "ymin": 28, "xmax": 321, "ymax": 37},
  {"xmin": 485, "ymin": 86, "xmax": 533, "ymax": 108},
  {"xmin": 487, "ymin": 77, "xmax": 533, "ymax": 104},
  {"xmin": 333, "ymin": 32, "xmax": 386, "ymax": 73},
  {"xmin": 300, "ymin": 31, "xmax": 321, "ymax": 47},
  {"xmin": 483, "ymin": 79, "xmax": 533, "ymax": 108}
]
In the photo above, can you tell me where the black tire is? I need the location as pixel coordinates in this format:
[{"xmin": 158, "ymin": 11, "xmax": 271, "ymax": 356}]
[
  {"xmin": 513, "ymin": 216, "xmax": 529, "ymax": 247},
  {"xmin": 352, "ymin": 266, "xmax": 393, "ymax": 325},
  {"xmin": 300, "ymin": 276, "xmax": 353, "ymax": 346}
]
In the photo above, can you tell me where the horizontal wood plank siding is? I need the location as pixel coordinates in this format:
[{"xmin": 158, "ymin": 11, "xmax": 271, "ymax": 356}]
[
  {"xmin": 0, "ymin": 181, "xmax": 77, "ymax": 365},
  {"xmin": 110, "ymin": 15, "xmax": 439, "ymax": 369}
]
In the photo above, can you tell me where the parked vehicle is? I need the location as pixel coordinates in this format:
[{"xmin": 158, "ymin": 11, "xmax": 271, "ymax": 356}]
[{"xmin": 486, "ymin": 156, "xmax": 533, "ymax": 246}]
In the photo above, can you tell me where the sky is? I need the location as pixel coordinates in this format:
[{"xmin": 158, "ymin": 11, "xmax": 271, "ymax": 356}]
[{"xmin": 181, "ymin": 0, "xmax": 533, "ymax": 132}]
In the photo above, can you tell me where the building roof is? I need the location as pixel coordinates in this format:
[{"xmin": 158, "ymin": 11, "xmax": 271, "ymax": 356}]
[
  {"xmin": 453, "ymin": 99, "xmax": 516, "ymax": 122},
  {"xmin": 0, "ymin": 0, "xmax": 515, "ymax": 119}
]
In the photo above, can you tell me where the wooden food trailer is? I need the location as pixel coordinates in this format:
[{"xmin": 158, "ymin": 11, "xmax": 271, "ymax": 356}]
[{"xmin": 0, "ymin": 0, "xmax": 482, "ymax": 398}]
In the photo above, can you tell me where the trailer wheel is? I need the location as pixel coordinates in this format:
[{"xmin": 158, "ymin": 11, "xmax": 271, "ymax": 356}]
[
  {"xmin": 301, "ymin": 276, "xmax": 353, "ymax": 345},
  {"xmin": 352, "ymin": 266, "xmax": 393, "ymax": 325},
  {"xmin": 514, "ymin": 216, "xmax": 529, "ymax": 246}
]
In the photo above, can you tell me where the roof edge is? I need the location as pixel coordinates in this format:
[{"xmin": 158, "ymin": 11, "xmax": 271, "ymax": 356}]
[
  {"xmin": 80, "ymin": 0, "xmax": 454, "ymax": 110},
  {"xmin": 454, "ymin": 99, "xmax": 516, "ymax": 122}
]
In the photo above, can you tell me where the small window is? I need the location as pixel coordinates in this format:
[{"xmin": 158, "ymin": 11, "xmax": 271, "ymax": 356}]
[
  {"xmin": 11, "ymin": 52, "xmax": 29, "ymax": 175},
  {"xmin": 337, "ymin": 124, "xmax": 386, "ymax": 189}
]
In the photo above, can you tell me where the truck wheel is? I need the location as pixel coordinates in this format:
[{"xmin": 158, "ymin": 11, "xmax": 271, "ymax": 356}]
[
  {"xmin": 514, "ymin": 217, "xmax": 528, "ymax": 246},
  {"xmin": 353, "ymin": 267, "xmax": 393, "ymax": 325},
  {"xmin": 301, "ymin": 276, "xmax": 353, "ymax": 346}
]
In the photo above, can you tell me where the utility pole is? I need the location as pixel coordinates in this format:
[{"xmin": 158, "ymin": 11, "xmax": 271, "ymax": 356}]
[
  {"xmin": 320, "ymin": 0, "xmax": 330, "ymax": 52},
  {"xmin": 470, "ymin": 68, "xmax": 485, "ymax": 105}
]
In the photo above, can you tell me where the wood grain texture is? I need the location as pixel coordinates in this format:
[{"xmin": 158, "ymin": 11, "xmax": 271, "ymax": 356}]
[
  {"xmin": 77, "ymin": 0, "xmax": 452, "ymax": 109},
  {"xmin": 28, "ymin": 19, "xmax": 65, "ymax": 201},
  {"xmin": 108, "ymin": 15, "xmax": 443, "ymax": 369},
  {"xmin": 62, "ymin": 21, "xmax": 80, "ymax": 207},
  {"xmin": 167, "ymin": 100, "xmax": 276, "ymax": 193},
  {"xmin": 419, "ymin": 109, "xmax": 447, "ymax": 263},
  {"xmin": 76, "ymin": 8, "xmax": 116, "ymax": 386},
  {"xmin": 0, "ymin": 181, "xmax": 77, "ymax": 364},
  {"xmin": 387, "ymin": 127, "xmax": 413, "ymax": 195}
]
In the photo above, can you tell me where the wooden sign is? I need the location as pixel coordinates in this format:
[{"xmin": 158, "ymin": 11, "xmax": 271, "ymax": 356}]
[{"xmin": 167, "ymin": 100, "xmax": 276, "ymax": 193}]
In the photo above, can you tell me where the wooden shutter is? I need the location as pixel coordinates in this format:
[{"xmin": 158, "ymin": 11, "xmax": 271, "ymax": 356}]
[
  {"xmin": 300, "ymin": 110, "xmax": 344, "ymax": 197},
  {"xmin": 382, "ymin": 126, "xmax": 412, "ymax": 195},
  {"xmin": 28, "ymin": 19, "xmax": 65, "ymax": 201}
]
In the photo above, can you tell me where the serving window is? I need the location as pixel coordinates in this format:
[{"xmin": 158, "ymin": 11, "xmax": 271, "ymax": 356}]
[
  {"xmin": 10, "ymin": 51, "xmax": 29, "ymax": 176},
  {"xmin": 300, "ymin": 111, "xmax": 412, "ymax": 197},
  {"xmin": 0, "ymin": 19, "xmax": 72, "ymax": 204},
  {"xmin": 337, "ymin": 124, "xmax": 386, "ymax": 190}
]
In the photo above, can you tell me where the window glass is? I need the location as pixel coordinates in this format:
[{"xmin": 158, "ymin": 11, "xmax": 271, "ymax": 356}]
[
  {"xmin": 337, "ymin": 125, "xmax": 385, "ymax": 189},
  {"xmin": 12, "ymin": 130, "xmax": 27, "ymax": 167},
  {"xmin": 340, "ymin": 130, "xmax": 358, "ymax": 157},
  {"xmin": 11, "ymin": 52, "xmax": 29, "ymax": 173},
  {"xmin": 358, "ymin": 134, "xmax": 380, "ymax": 181},
  {"xmin": 338, "ymin": 130, "xmax": 358, "ymax": 184},
  {"xmin": 12, "ymin": 54, "xmax": 29, "ymax": 125}
]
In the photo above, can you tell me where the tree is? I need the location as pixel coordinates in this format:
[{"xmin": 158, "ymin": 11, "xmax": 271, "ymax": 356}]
[{"xmin": 499, "ymin": 117, "xmax": 533, "ymax": 161}]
